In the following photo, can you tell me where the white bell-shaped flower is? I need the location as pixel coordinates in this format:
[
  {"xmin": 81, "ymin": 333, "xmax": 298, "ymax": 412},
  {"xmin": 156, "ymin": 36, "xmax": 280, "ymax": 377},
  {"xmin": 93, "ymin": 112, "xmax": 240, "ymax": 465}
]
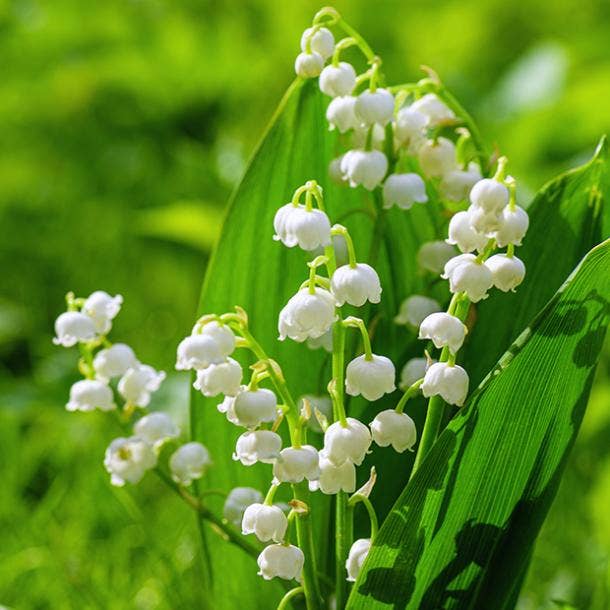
[
  {"xmin": 346, "ymin": 538, "xmax": 371, "ymax": 582},
  {"xmin": 418, "ymin": 138, "xmax": 456, "ymax": 177},
  {"xmin": 242, "ymin": 503, "xmax": 288, "ymax": 543},
  {"xmin": 93, "ymin": 343, "xmax": 138, "ymax": 380},
  {"xmin": 485, "ymin": 254, "xmax": 526, "ymax": 292},
  {"xmin": 83, "ymin": 291, "xmax": 123, "ymax": 334},
  {"xmin": 371, "ymin": 409, "xmax": 417, "ymax": 453},
  {"xmin": 104, "ymin": 436, "xmax": 157, "ymax": 487},
  {"xmin": 470, "ymin": 178, "xmax": 509, "ymax": 213},
  {"xmin": 323, "ymin": 417, "xmax": 371, "ymax": 466},
  {"xmin": 300, "ymin": 27, "xmax": 335, "ymax": 59},
  {"xmin": 419, "ymin": 312, "xmax": 468, "ymax": 354},
  {"xmin": 298, "ymin": 394, "xmax": 333, "ymax": 433},
  {"xmin": 200, "ymin": 321, "xmax": 236, "ymax": 356},
  {"xmin": 66, "ymin": 379, "xmax": 116, "ymax": 412},
  {"xmin": 410, "ymin": 93, "xmax": 456, "ymax": 126},
  {"xmin": 340, "ymin": 150, "xmax": 388, "ymax": 190},
  {"xmin": 233, "ymin": 388, "xmax": 278, "ymax": 429},
  {"xmin": 345, "ymin": 354, "xmax": 396, "ymax": 401},
  {"xmin": 118, "ymin": 364, "xmax": 165, "ymax": 407},
  {"xmin": 467, "ymin": 203, "xmax": 502, "ymax": 234},
  {"xmin": 53, "ymin": 311, "xmax": 97, "ymax": 347},
  {"xmin": 169, "ymin": 442, "xmax": 211, "ymax": 486},
  {"xmin": 394, "ymin": 107, "xmax": 427, "ymax": 147},
  {"xmin": 294, "ymin": 52, "xmax": 324, "ymax": 78},
  {"xmin": 493, "ymin": 205, "xmax": 529, "ymax": 247},
  {"xmin": 439, "ymin": 163, "xmax": 482, "ymax": 202},
  {"xmin": 421, "ymin": 362, "xmax": 469, "ymax": 406},
  {"xmin": 417, "ymin": 241, "xmax": 456, "ymax": 274},
  {"xmin": 316, "ymin": 450, "xmax": 356, "ymax": 494},
  {"xmin": 175, "ymin": 334, "xmax": 225, "ymax": 371},
  {"xmin": 319, "ymin": 62, "xmax": 356, "ymax": 97},
  {"xmin": 217, "ymin": 392, "xmax": 243, "ymax": 426},
  {"xmin": 446, "ymin": 210, "xmax": 489, "ymax": 253},
  {"xmin": 233, "ymin": 430, "xmax": 282, "ymax": 466},
  {"xmin": 273, "ymin": 445, "xmax": 320, "ymax": 483},
  {"xmin": 326, "ymin": 96, "xmax": 359, "ymax": 133},
  {"xmin": 306, "ymin": 328, "xmax": 334, "ymax": 353},
  {"xmin": 442, "ymin": 254, "xmax": 493, "ymax": 303},
  {"xmin": 382, "ymin": 173, "xmax": 428, "ymax": 210},
  {"xmin": 273, "ymin": 203, "xmax": 332, "ymax": 251},
  {"xmin": 394, "ymin": 295, "xmax": 441, "ymax": 328},
  {"xmin": 354, "ymin": 88, "xmax": 395, "ymax": 126},
  {"xmin": 257, "ymin": 544, "xmax": 304, "ymax": 581},
  {"xmin": 278, "ymin": 287, "xmax": 337, "ymax": 342},
  {"xmin": 193, "ymin": 357, "xmax": 243, "ymax": 397},
  {"xmin": 134, "ymin": 412, "xmax": 179, "ymax": 449},
  {"xmin": 400, "ymin": 357, "xmax": 433, "ymax": 390},
  {"xmin": 223, "ymin": 487, "xmax": 264, "ymax": 526},
  {"xmin": 330, "ymin": 263, "xmax": 382, "ymax": 307}
]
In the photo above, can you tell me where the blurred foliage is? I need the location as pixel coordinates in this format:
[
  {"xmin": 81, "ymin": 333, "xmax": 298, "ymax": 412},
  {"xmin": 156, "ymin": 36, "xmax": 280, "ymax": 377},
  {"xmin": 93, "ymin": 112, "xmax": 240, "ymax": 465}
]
[{"xmin": 1, "ymin": 0, "xmax": 609, "ymax": 608}]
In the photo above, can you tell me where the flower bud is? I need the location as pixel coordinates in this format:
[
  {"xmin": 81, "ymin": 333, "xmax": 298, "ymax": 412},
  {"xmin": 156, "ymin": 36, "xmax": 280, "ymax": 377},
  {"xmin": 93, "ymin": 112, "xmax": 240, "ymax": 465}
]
[
  {"xmin": 446, "ymin": 210, "xmax": 489, "ymax": 253},
  {"xmin": 340, "ymin": 150, "xmax": 388, "ymax": 190},
  {"xmin": 470, "ymin": 178, "xmax": 509, "ymax": 213},
  {"xmin": 419, "ymin": 312, "xmax": 468, "ymax": 354},
  {"xmin": 175, "ymin": 334, "xmax": 225, "ymax": 371},
  {"xmin": 394, "ymin": 295, "xmax": 441, "ymax": 328},
  {"xmin": 169, "ymin": 442, "xmax": 211, "ymax": 485},
  {"xmin": 53, "ymin": 311, "xmax": 97, "ymax": 347},
  {"xmin": 299, "ymin": 394, "xmax": 333, "ymax": 433},
  {"xmin": 354, "ymin": 88, "xmax": 395, "ymax": 126},
  {"xmin": 417, "ymin": 241, "xmax": 456, "ymax": 274},
  {"xmin": 257, "ymin": 544, "xmax": 304, "ymax": 581},
  {"xmin": 223, "ymin": 487, "xmax": 264, "ymax": 526},
  {"xmin": 319, "ymin": 62, "xmax": 356, "ymax": 97},
  {"xmin": 66, "ymin": 379, "xmax": 116, "ymax": 412},
  {"xmin": 421, "ymin": 362, "xmax": 469, "ymax": 406},
  {"xmin": 278, "ymin": 287, "xmax": 337, "ymax": 342},
  {"xmin": 93, "ymin": 343, "xmax": 138, "ymax": 380},
  {"xmin": 394, "ymin": 107, "xmax": 427, "ymax": 148},
  {"xmin": 439, "ymin": 163, "xmax": 482, "ymax": 202},
  {"xmin": 118, "ymin": 364, "xmax": 165, "ymax": 407},
  {"xmin": 382, "ymin": 173, "xmax": 428, "ymax": 210},
  {"xmin": 315, "ymin": 450, "xmax": 356, "ymax": 494},
  {"xmin": 294, "ymin": 52, "xmax": 324, "ymax": 78},
  {"xmin": 242, "ymin": 503, "xmax": 288, "ymax": 543},
  {"xmin": 345, "ymin": 354, "xmax": 396, "ymax": 401},
  {"xmin": 485, "ymin": 254, "xmax": 526, "ymax": 292},
  {"xmin": 330, "ymin": 263, "xmax": 382, "ymax": 307},
  {"xmin": 233, "ymin": 388, "xmax": 278, "ymax": 429},
  {"xmin": 400, "ymin": 357, "xmax": 433, "ymax": 390},
  {"xmin": 323, "ymin": 417, "xmax": 371, "ymax": 466},
  {"xmin": 273, "ymin": 204, "xmax": 332, "ymax": 251},
  {"xmin": 493, "ymin": 205, "xmax": 529, "ymax": 247},
  {"xmin": 346, "ymin": 538, "xmax": 371, "ymax": 582},
  {"xmin": 83, "ymin": 291, "xmax": 123, "ymax": 334},
  {"xmin": 233, "ymin": 430, "xmax": 282, "ymax": 466},
  {"xmin": 418, "ymin": 138, "xmax": 456, "ymax": 177},
  {"xmin": 410, "ymin": 93, "xmax": 456, "ymax": 126},
  {"xmin": 273, "ymin": 445, "xmax": 320, "ymax": 483},
  {"xmin": 326, "ymin": 96, "xmax": 359, "ymax": 133},
  {"xmin": 104, "ymin": 436, "xmax": 157, "ymax": 486},
  {"xmin": 371, "ymin": 409, "xmax": 417, "ymax": 452},
  {"xmin": 200, "ymin": 321, "xmax": 236, "ymax": 357},
  {"xmin": 300, "ymin": 27, "xmax": 335, "ymax": 59},
  {"xmin": 442, "ymin": 254, "xmax": 493, "ymax": 303},
  {"xmin": 193, "ymin": 357, "xmax": 243, "ymax": 397},
  {"xmin": 134, "ymin": 412, "xmax": 179, "ymax": 449}
]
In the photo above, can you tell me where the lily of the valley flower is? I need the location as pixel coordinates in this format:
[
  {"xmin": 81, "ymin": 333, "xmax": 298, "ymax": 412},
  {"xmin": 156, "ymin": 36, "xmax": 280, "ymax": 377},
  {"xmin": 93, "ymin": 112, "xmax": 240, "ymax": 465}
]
[
  {"xmin": 418, "ymin": 137, "xmax": 456, "ymax": 178},
  {"xmin": 485, "ymin": 254, "xmax": 526, "ymax": 292},
  {"xmin": 442, "ymin": 254, "xmax": 494, "ymax": 303},
  {"xmin": 370, "ymin": 409, "xmax": 417, "ymax": 453},
  {"xmin": 294, "ymin": 52, "xmax": 324, "ymax": 78},
  {"xmin": 83, "ymin": 290, "xmax": 123, "ymax": 334},
  {"xmin": 417, "ymin": 241, "xmax": 456, "ymax": 274},
  {"xmin": 233, "ymin": 388, "xmax": 278, "ymax": 429},
  {"xmin": 382, "ymin": 173, "xmax": 428, "ymax": 210},
  {"xmin": 340, "ymin": 150, "xmax": 388, "ymax": 190},
  {"xmin": 410, "ymin": 93, "xmax": 456, "ymax": 126},
  {"xmin": 394, "ymin": 295, "xmax": 441, "ymax": 328},
  {"xmin": 346, "ymin": 538, "xmax": 372, "ymax": 582},
  {"xmin": 104, "ymin": 436, "xmax": 157, "ymax": 487},
  {"xmin": 273, "ymin": 203, "xmax": 332, "ymax": 251},
  {"xmin": 273, "ymin": 445, "xmax": 320, "ymax": 483},
  {"xmin": 418, "ymin": 312, "xmax": 468, "ymax": 354},
  {"xmin": 300, "ymin": 27, "xmax": 335, "ymax": 59},
  {"xmin": 326, "ymin": 96, "xmax": 359, "ymax": 133},
  {"xmin": 345, "ymin": 354, "xmax": 396, "ymax": 401},
  {"xmin": 53, "ymin": 311, "xmax": 97, "ymax": 347},
  {"xmin": 169, "ymin": 442, "xmax": 211, "ymax": 486},
  {"xmin": 242, "ymin": 503, "xmax": 288, "ymax": 543},
  {"xmin": 93, "ymin": 343, "xmax": 138, "ymax": 380},
  {"xmin": 354, "ymin": 88, "xmax": 395, "ymax": 126},
  {"xmin": 118, "ymin": 364, "xmax": 165, "ymax": 408},
  {"xmin": 193, "ymin": 357, "xmax": 243, "ymax": 397},
  {"xmin": 66, "ymin": 379, "xmax": 116, "ymax": 412},
  {"xmin": 278, "ymin": 287, "xmax": 337, "ymax": 342},
  {"xmin": 134, "ymin": 412, "xmax": 179, "ymax": 449},
  {"xmin": 421, "ymin": 362, "xmax": 469, "ymax": 406},
  {"xmin": 330, "ymin": 263, "xmax": 382, "ymax": 307},
  {"xmin": 313, "ymin": 449, "xmax": 357, "ymax": 494},
  {"xmin": 257, "ymin": 544, "xmax": 304, "ymax": 581},
  {"xmin": 319, "ymin": 62, "xmax": 356, "ymax": 97},
  {"xmin": 233, "ymin": 430, "xmax": 282, "ymax": 466},
  {"xmin": 493, "ymin": 205, "xmax": 529, "ymax": 247},
  {"xmin": 223, "ymin": 487, "xmax": 264, "ymax": 526},
  {"xmin": 323, "ymin": 418, "xmax": 371, "ymax": 466},
  {"xmin": 446, "ymin": 210, "xmax": 489, "ymax": 253}
]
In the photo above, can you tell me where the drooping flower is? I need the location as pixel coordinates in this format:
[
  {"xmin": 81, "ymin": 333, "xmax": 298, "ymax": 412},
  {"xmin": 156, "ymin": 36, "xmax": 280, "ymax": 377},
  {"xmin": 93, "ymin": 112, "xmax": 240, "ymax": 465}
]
[
  {"xmin": 315, "ymin": 450, "xmax": 356, "ymax": 494},
  {"xmin": 273, "ymin": 445, "xmax": 320, "ymax": 483},
  {"xmin": 133, "ymin": 412, "xmax": 179, "ymax": 449},
  {"xmin": 418, "ymin": 312, "xmax": 468, "ymax": 354},
  {"xmin": 382, "ymin": 173, "xmax": 428, "ymax": 210},
  {"xmin": 346, "ymin": 538, "xmax": 371, "ymax": 582},
  {"xmin": 175, "ymin": 334, "xmax": 225, "ymax": 371},
  {"xmin": 233, "ymin": 388, "xmax": 278, "ymax": 429},
  {"xmin": 400, "ymin": 357, "xmax": 433, "ymax": 391},
  {"xmin": 370, "ymin": 409, "xmax": 417, "ymax": 452},
  {"xmin": 493, "ymin": 206, "xmax": 529, "ymax": 247},
  {"xmin": 418, "ymin": 138, "xmax": 456, "ymax": 178},
  {"xmin": 439, "ymin": 163, "xmax": 482, "ymax": 202},
  {"xmin": 257, "ymin": 544, "xmax": 304, "ymax": 581},
  {"xmin": 319, "ymin": 62, "xmax": 356, "ymax": 97},
  {"xmin": 300, "ymin": 27, "xmax": 335, "ymax": 59},
  {"xmin": 421, "ymin": 362, "xmax": 469, "ymax": 406},
  {"xmin": 442, "ymin": 254, "xmax": 494, "ymax": 303},
  {"xmin": 330, "ymin": 263, "xmax": 382, "ymax": 307},
  {"xmin": 446, "ymin": 210, "xmax": 489, "ymax": 253},
  {"xmin": 417, "ymin": 241, "xmax": 456, "ymax": 274},
  {"xmin": 410, "ymin": 93, "xmax": 456, "ymax": 126},
  {"xmin": 485, "ymin": 254, "xmax": 526, "ymax": 292},
  {"xmin": 323, "ymin": 418, "xmax": 371, "ymax": 466},
  {"xmin": 242, "ymin": 503, "xmax": 288, "ymax": 543},
  {"xmin": 354, "ymin": 88, "xmax": 395, "ymax": 125},
  {"xmin": 104, "ymin": 436, "xmax": 157, "ymax": 487},
  {"xmin": 394, "ymin": 295, "xmax": 441, "ymax": 328},
  {"xmin": 394, "ymin": 107, "xmax": 427, "ymax": 148},
  {"xmin": 233, "ymin": 430, "xmax": 282, "ymax": 466},
  {"xmin": 223, "ymin": 487, "xmax": 264, "ymax": 527},
  {"xmin": 169, "ymin": 442, "xmax": 211, "ymax": 486},
  {"xmin": 326, "ymin": 96, "xmax": 359, "ymax": 133},
  {"xmin": 294, "ymin": 52, "xmax": 324, "ymax": 78},
  {"xmin": 82, "ymin": 291, "xmax": 123, "ymax": 334},
  {"xmin": 273, "ymin": 204, "xmax": 332, "ymax": 251},
  {"xmin": 118, "ymin": 364, "xmax": 166, "ymax": 408},
  {"xmin": 199, "ymin": 321, "xmax": 236, "ymax": 357},
  {"xmin": 278, "ymin": 287, "xmax": 337, "ymax": 342},
  {"xmin": 193, "ymin": 357, "xmax": 243, "ymax": 397},
  {"xmin": 345, "ymin": 354, "xmax": 396, "ymax": 401},
  {"xmin": 66, "ymin": 379, "xmax": 116, "ymax": 412},
  {"xmin": 340, "ymin": 150, "xmax": 388, "ymax": 190},
  {"xmin": 93, "ymin": 343, "xmax": 138, "ymax": 381},
  {"xmin": 53, "ymin": 311, "xmax": 97, "ymax": 347},
  {"xmin": 470, "ymin": 178, "xmax": 510, "ymax": 213}
]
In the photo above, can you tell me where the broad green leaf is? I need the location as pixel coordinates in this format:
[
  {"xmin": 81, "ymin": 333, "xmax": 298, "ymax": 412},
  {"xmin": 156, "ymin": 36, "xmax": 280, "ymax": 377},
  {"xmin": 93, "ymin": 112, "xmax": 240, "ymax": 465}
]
[
  {"xmin": 347, "ymin": 238, "xmax": 610, "ymax": 609},
  {"xmin": 190, "ymin": 80, "xmax": 436, "ymax": 608}
]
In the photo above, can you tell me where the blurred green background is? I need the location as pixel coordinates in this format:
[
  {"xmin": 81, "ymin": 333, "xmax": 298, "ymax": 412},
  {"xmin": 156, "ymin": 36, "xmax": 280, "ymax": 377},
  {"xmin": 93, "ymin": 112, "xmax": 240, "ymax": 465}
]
[{"xmin": 1, "ymin": 0, "xmax": 610, "ymax": 608}]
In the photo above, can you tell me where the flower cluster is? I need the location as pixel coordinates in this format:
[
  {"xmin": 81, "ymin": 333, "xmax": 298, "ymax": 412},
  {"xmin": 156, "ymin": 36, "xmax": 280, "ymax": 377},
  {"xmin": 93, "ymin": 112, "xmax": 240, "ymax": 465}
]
[{"xmin": 53, "ymin": 291, "xmax": 210, "ymax": 488}]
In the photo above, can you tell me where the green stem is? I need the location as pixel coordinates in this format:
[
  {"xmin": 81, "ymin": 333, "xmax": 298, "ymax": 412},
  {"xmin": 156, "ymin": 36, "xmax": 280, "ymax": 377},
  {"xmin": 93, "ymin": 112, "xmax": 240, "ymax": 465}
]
[
  {"xmin": 335, "ymin": 18, "xmax": 376, "ymax": 62},
  {"xmin": 359, "ymin": 496, "xmax": 379, "ymax": 540},
  {"xmin": 277, "ymin": 587, "xmax": 304, "ymax": 610},
  {"xmin": 330, "ymin": 321, "xmax": 348, "ymax": 425},
  {"xmin": 335, "ymin": 491, "xmax": 353, "ymax": 608},
  {"xmin": 367, "ymin": 189, "xmax": 387, "ymax": 267},
  {"xmin": 395, "ymin": 378, "xmax": 424, "ymax": 414},
  {"xmin": 342, "ymin": 316, "xmax": 373, "ymax": 361}
]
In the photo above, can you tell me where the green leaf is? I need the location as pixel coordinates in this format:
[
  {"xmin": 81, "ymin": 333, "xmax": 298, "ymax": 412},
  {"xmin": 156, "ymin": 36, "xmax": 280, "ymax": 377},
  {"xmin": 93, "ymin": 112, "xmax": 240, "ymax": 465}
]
[{"xmin": 347, "ymin": 238, "xmax": 610, "ymax": 610}]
